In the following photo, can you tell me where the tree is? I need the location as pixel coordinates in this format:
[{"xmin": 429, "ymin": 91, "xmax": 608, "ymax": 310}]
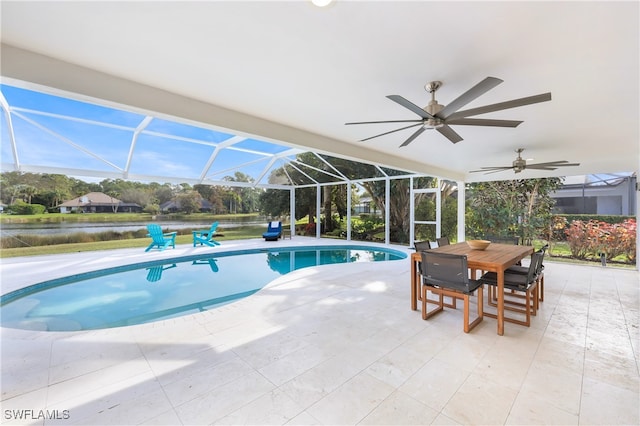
[
  {"xmin": 21, "ymin": 185, "xmax": 38, "ymax": 204},
  {"xmin": 153, "ymin": 185, "xmax": 175, "ymax": 205},
  {"xmin": 466, "ymin": 178, "xmax": 563, "ymax": 243},
  {"xmin": 359, "ymin": 176, "xmax": 438, "ymax": 243},
  {"xmin": 119, "ymin": 188, "xmax": 153, "ymax": 207},
  {"xmin": 221, "ymin": 172, "xmax": 261, "ymax": 213},
  {"xmin": 260, "ymin": 188, "xmax": 290, "ymax": 218},
  {"xmin": 176, "ymin": 191, "xmax": 201, "ymax": 214}
]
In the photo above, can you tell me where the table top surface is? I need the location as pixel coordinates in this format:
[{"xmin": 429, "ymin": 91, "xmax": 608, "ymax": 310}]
[{"xmin": 412, "ymin": 242, "xmax": 534, "ymax": 271}]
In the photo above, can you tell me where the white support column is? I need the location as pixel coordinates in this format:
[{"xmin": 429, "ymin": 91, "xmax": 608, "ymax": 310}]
[
  {"xmin": 346, "ymin": 181, "xmax": 352, "ymax": 242},
  {"xmin": 385, "ymin": 178, "xmax": 390, "ymax": 245},
  {"xmin": 290, "ymin": 187, "xmax": 296, "ymax": 237},
  {"xmin": 316, "ymin": 185, "xmax": 321, "ymax": 239},
  {"xmin": 409, "ymin": 177, "xmax": 415, "ymax": 246},
  {"xmin": 457, "ymin": 180, "xmax": 466, "ymax": 243}
]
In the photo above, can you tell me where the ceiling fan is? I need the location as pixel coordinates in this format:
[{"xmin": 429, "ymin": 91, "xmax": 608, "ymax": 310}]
[
  {"xmin": 345, "ymin": 77, "xmax": 551, "ymax": 147},
  {"xmin": 470, "ymin": 148, "xmax": 580, "ymax": 174}
]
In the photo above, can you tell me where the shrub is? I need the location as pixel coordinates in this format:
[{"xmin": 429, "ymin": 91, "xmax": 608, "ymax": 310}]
[
  {"xmin": 565, "ymin": 219, "xmax": 636, "ymax": 262},
  {"xmin": 303, "ymin": 223, "xmax": 316, "ymax": 236},
  {"xmin": 6, "ymin": 201, "xmax": 47, "ymax": 215}
]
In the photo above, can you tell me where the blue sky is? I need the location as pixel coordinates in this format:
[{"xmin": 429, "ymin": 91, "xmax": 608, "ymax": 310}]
[{"xmin": 0, "ymin": 84, "xmax": 297, "ymax": 184}]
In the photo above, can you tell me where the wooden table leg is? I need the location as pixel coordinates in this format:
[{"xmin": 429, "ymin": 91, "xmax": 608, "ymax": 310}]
[
  {"xmin": 411, "ymin": 257, "xmax": 417, "ymax": 311},
  {"xmin": 497, "ymin": 269, "xmax": 504, "ymax": 336}
]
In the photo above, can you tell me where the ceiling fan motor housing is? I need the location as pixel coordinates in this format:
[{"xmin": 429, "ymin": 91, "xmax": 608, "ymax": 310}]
[
  {"xmin": 424, "ymin": 100, "xmax": 444, "ymax": 128},
  {"xmin": 512, "ymin": 157, "xmax": 526, "ymax": 173}
]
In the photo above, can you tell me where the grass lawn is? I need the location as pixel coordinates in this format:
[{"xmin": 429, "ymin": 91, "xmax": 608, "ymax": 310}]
[
  {"xmin": 0, "ymin": 212, "xmax": 261, "ymax": 224},
  {"xmin": 0, "ymin": 225, "xmax": 268, "ymax": 258}
]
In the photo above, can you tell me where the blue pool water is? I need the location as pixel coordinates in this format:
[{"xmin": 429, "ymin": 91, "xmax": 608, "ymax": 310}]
[{"xmin": 1, "ymin": 245, "xmax": 405, "ymax": 331}]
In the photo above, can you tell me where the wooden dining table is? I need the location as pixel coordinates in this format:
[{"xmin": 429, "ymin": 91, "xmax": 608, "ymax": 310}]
[{"xmin": 411, "ymin": 242, "xmax": 534, "ymax": 335}]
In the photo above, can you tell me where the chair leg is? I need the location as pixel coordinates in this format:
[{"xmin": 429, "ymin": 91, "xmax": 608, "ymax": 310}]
[
  {"xmin": 483, "ymin": 287, "xmax": 533, "ymax": 327},
  {"xmin": 421, "ymin": 285, "xmax": 444, "ymax": 320},
  {"xmin": 462, "ymin": 289, "xmax": 483, "ymax": 333}
]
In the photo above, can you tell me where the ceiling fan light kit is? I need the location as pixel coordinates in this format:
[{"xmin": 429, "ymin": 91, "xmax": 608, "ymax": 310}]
[{"xmin": 345, "ymin": 76, "xmax": 552, "ymax": 147}]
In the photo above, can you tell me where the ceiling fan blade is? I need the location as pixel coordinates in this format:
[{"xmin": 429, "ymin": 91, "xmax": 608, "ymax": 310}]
[
  {"xmin": 526, "ymin": 166, "xmax": 560, "ymax": 171},
  {"xmin": 436, "ymin": 124, "xmax": 463, "ymax": 143},
  {"xmin": 399, "ymin": 127, "xmax": 427, "ymax": 147},
  {"xmin": 469, "ymin": 166, "xmax": 513, "ymax": 173},
  {"xmin": 527, "ymin": 161, "xmax": 581, "ymax": 168},
  {"xmin": 445, "ymin": 118, "xmax": 523, "ymax": 128},
  {"xmin": 345, "ymin": 119, "xmax": 424, "ymax": 125},
  {"xmin": 386, "ymin": 95, "xmax": 434, "ymax": 119},
  {"xmin": 360, "ymin": 122, "xmax": 423, "ymax": 142},
  {"xmin": 447, "ymin": 92, "xmax": 552, "ymax": 119},
  {"xmin": 437, "ymin": 77, "xmax": 503, "ymax": 119}
]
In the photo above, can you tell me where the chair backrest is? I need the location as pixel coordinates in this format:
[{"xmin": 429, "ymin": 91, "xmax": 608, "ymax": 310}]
[
  {"xmin": 526, "ymin": 251, "xmax": 544, "ymax": 283},
  {"xmin": 413, "ymin": 240, "xmax": 433, "ymax": 251},
  {"xmin": 207, "ymin": 222, "xmax": 219, "ymax": 237},
  {"xmin": 535, "ymin": 245, "xmax": 548, "ymax": 274},
  {"xmin": 147, "ymin": 224, "xmax": 165, "ymax": 242},
  {"xmin": 436, "ymin": 237, "xmax": 450, "ymax": 247},
  {"xmin": 268, "ymin": 221, "xmax": 282, "ymax": 231},
  {"xmin": 420, "ymin": 251, "xmax": 469, "ymax": 289}
]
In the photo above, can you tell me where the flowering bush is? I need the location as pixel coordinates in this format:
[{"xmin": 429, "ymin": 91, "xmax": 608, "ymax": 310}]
[
  {"xmin": 303, "ymin": 222, "xmax": 316, "ymax": 236},
  {"xmin": 565, "ymin": 219, "xmax": 636, "ymax": 262}
]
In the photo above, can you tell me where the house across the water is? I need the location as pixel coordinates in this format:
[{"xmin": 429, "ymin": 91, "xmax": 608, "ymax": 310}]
[{"xmin": 58, "ymin": 192, "xmax": 142, "ymax": 214}]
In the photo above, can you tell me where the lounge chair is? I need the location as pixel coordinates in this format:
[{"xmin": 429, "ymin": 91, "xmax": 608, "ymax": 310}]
[
  {"xmin": 262, "ymin": 221, "xmax": 282, "ymax": 241},
  {"xmin": 192, "ymin": 222, "xmax": 220, "ymax": 247},
  {"xmin": 145, "ymin": 224, "xmax": 177, "ymax": 252}
]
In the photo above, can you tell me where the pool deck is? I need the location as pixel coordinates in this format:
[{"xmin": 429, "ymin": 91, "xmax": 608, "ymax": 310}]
[{"xmin": 1, "ymin": 238, "xmax": 638, "ymax": 425}]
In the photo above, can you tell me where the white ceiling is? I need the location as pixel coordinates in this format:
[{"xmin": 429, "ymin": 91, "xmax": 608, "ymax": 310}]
[{"xmin": 1, "ymin": 1, "xmax": 638, "ymax": 183}]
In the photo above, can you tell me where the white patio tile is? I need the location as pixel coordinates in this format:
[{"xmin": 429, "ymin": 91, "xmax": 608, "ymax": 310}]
[
  {"xmin": 506, "ymin": 389, "xmax": 578, "ymax": 425},
  {"xmin": 398, "ymin": 358, "xmax": 471, "ymax": 412},
  {"xmin": 161, "ymin": 357, "xmax": 255, "ymax": 407},
  {"xmin": 359, "ymin": 390, "xmax": 438, "ymax": 425},
  {"xmin": 173, "ymin": 370, "xmax": 275, "ymax": 425},
  {"xmin": 306, "ymin": 372, "xmax": 395, "ymax": 425},
  {"xmin": 579, "ymin": 377, "xmax": 640, "ymax": 425},
  {"xmin": 441, "ymin": 372, "xmax": 518, "ymax": 425},
  {"xmin": 215, "ymin": 388, "xmax": 305, "ymax": 425}
]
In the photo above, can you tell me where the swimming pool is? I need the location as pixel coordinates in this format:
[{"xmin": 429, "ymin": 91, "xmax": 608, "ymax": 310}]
[{"xmin": 1, "ymin": 245, "xmax": 406, "ymax": 332}]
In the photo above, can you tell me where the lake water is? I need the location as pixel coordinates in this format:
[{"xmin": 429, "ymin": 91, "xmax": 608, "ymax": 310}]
[{"xmin": 0, "ymin": 217, "xmax": 267, "ymax": 236}]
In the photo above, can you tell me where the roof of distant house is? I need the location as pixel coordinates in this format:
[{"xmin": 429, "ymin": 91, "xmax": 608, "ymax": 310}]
[{"xmin": 59, "ymin": 192, "xmax": 123, "ymax": 207}]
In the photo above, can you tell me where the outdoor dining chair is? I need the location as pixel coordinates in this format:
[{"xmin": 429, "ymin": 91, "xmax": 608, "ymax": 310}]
[
  {"xmin": 505, "ymin": 244, "xmax": 548, "ymax": 302},
  {"xmin": 479, "ymin": 251, "xmax": 543, "ymax": 327},
  {"xmin": 419, "ymin": 251, "xmax": 484, "ymax": 333},
  {"xmin": 436, "ymin": 237, "xmax": 450, "ymax": 247}
]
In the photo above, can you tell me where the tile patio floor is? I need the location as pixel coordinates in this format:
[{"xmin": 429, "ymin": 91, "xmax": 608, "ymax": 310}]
[{"xmin": 1, "ymin": 238, "xmax": 638, "ymax": 425}]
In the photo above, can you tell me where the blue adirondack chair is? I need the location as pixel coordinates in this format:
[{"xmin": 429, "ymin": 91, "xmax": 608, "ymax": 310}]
[
  {"xmin": 262, "ymin": 221, "xmax": 282, "ymax": 241},
  {"xmin": 192, "ymin": 222, "xmax": 220, "ymax": 247},
  {"xmin": 145, "ymin": 224, "xmax": 177, "ymax": 252}
]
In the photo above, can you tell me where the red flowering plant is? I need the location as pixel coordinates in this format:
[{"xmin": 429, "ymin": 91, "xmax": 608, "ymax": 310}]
[
  {"xmin": 565, "ymin": 219, "xmax": 636, "ymax": 262},
  {"xmin": 304, "ymin": 222, "xmax": 316, "ymax": 236}
]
